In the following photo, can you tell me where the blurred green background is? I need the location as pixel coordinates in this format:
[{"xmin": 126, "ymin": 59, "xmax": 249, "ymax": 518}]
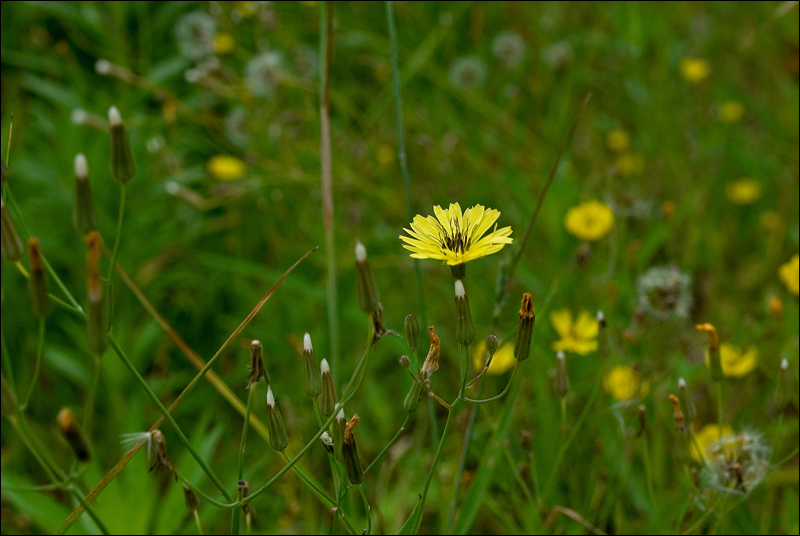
[{"xmin": 1, "ymin": 1, "xmax": 798, "ymax": 534}]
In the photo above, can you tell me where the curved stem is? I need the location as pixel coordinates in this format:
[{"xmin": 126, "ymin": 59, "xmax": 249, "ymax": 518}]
[
  {"xmin": 21, "ymin": 318, "xmax": 45, "ymax": 410},
  {"xmin": 193, "ymin": 510, "xmax": 204, "ymax": 535},
  {"xmin": 106, "ymin": 183, "xmax": 127, "ymax": 329},
  {"xmin": 357, "ymin": 484, "xmax": 372, "ymax": 535},
  {"xmin": 365, "ymin": 414, "xmax": 410, "ymax": 474},
  {"xmin": 176, "ymin": 472, "xmax": 235, "ymax": 508},
  {"xmin": 412, "ymin": 404, "xmax": 457, "ymax": 534},
  {"xmin": 463, "ymin": 366, "xmax": 517, "ymax": 404}
]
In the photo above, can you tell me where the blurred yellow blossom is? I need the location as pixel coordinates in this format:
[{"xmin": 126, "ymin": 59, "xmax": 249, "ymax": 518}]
[
  {"xmin": 779, "ymin": 254, "xmax": 799, "ymax": 296},
  {"xmin": 551, "ymin": 309, "xmax": 598, "ymax": 355},
  {"xmin": 717, "ymin": 100, "xmax": 744, "ymax": 123},
  {"xmin": 602, "ymin": 365, "xmax": 648, "ymax": 401},
  {"xmin": 564, "ymin": 201, "xmax": 615, "ymax": 241},
  {"xmin": 377, "ymin": 144, "xmax": 395, "ymax": 167},
  {"xmin": 207, "ymin": 155, "xmax": 247, "ymax": 181},
  {"xmin": 606, "ymin": 129, "xmax": 630, "ymax": 153},
  {"xmin": 472, "ymin": 340, "xmax": 516, "ymax": 375},
  {"xmin": 725, "ymin": 178, "xmax": 761, "ymax": 205},
  {"xmin": 214, "ymin": 33, "xmax": 235, "ymax": 55},
  {"xmin": 719, "ymin": 344, "xmax": 758, "ymax": 377},
  {"xmin": 691, "ymin": 424, "xmax": 734, "ymax": 461},
  {"xmin": 760, "ymin": 211, "xmax": 781, "ymax": 232},
  {"xmin": 615, "ymin": 153, "xmax": 644, "ymax": 177},
  {"xmin": 679, "ymin": 57, "xmax": 710, "ymax": 84}
]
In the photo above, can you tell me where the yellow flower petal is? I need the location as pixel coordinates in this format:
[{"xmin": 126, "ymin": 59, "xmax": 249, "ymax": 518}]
[
  {"xmin": 207, "ymin": 155, "xmax": 246, "ymax": 181},
  {"xmin": 679, "ymin": 57, "xmax": 710, "ymax": 84},
  {"xmin": 720, "ymin": 344, "xmax": 758, "ymax": 378},
  {"xmin": 549, "ymin": 309, "xmax": 573, "ymax": 338},
  {"xmin": 725, "ymin": 178, "xmax": 761, "ymax": 205},
  {"xmin": 779, "ymin": 254, "xmax": 799, "ymax": 296},
  {"xmin": 690, "ymin": 424, "xmax": 734, "ymax": 461},
  {"xmin": 603, "ymin": 366, "xmax": 642, "ymax": 401},
  {"xmin": 472, "ymin": 341, "xmax": 516, "ymax": 375},
  {"xmin": 573, "ymin": 311, "xmax": 599, "ymax": 340},
  {"xmin": 564, "ymin": 201, "xmax": 615, "ymax": 241}
]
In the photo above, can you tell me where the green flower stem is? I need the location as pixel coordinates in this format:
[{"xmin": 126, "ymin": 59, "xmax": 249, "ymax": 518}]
[
  {"xmin": 560, "ymin": 397, "xmax": 567, "ymax": 434},
  {"xmin": 281, "ymin": 451, "xmax": 337, "ymax": 507},
  {"xmin": 67, "ymin": 484, "xmax": 110, "ymax": 536},
  {"xmin": 365, "ymin": 414, "xmax": 410, "ymax": 474},
  {"xmin": 463, "ymin": 366, "xmax": 518, "ymax": 404},
  {"xmin": 716, "ymin": 382, "xmax": 724, "ymax": 440},
  {"xmin": 176, "ymin": 472, "xmax": 235, "ymax": 508},
  {"xmin": 1, "ymin": 321, "xmax": 16, "ymax": 394},
  {"xmin": 231, "ymin": 488, "xmax": 241, "ymax": 535},
  {"xmin": 313, "ymin": 400, "xmax": 356, "ymax": 536},
  {"xmin": 193, "ymin": 510, "xmax": 203, "ymax": 535},
  {"xmin": 107, "ymin": 336, "xmax": 234, "ymax": 502},
  {"xmin": 106, "ymin": 183, "xmax": 127, "ymax": 327},
  {"xmin": 501, "ymin": 443, "xmax": 535, "ymax": 506},
  {"xmin": 20, "ymin": 318, "xmax": 45, "ymax": 410},
  {"xmin": 239, "ymin": 384, "xmax": 256, "ymax": 480},
  {"xmin": 83, "ymin": 354, "xmax": 101, "ymax": 432},
  {"xmin": 357, "ymin": 484, "xmax": 372, "ymax": 535},
  {"xmin": 770, "ymin": 411, "xmax": 784, "ymax": 465},
  {"xmin": 641, "ymin": 431, "xmax": 656, "ymax": 512}
]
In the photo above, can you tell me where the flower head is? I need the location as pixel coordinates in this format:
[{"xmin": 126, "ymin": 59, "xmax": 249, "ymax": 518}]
[
  {"xmin": 564, "ymin": 201, "xmax": 614, "ymax": 241},
  {"xmin": 207, "ymin": 155, "xmax": 246, "ymax": 181},
  {"xmin": 605, "ymin": 129, "xmax": 630, "ymax": 153},
  {"xmin": 718, "ymin": 100, "xmax": 744, "ymax": 123},
  {"xmin": 472, "ymin": 340, "xmax": 515, "ymax": 376},
  {"xmin": 679, "ymin": 57, "xmax": 710, "ymax": 84},
  {"xmin": 603, "ymin": 365, "xmax": 648, "ymax": 401},
  {"xmin": 637, "ymin": 265, "xmax": 693, "ymax": 320},
  {"xmin": 449, "ymin": 57, "xmax": 487, "ymax": 91},
  {"xmin": 691, "ymin": 424, "xmax": 733, "ymax": 461},
  {"xmin": 779, "ymin": 254, "xmax": 799, "ymax": 296},
  {"xmin": 725, "ymin": 178, "xmax": 761, "ymax": 205},
  {"xmin": 492, "ymin": 32, "xmax": 526, "ymax": 68},
  {"xmin": 245, "ymin": 51, "xmax": 283, "ymax": 98},
  {"xmin": 550, "ymin": 309, "xmax": 598, "ymax": 355},
  {"xmin": 400, "ymin": 203, "xmax": 513, "ymax": 266},
  {"xmin": 175, "ymin": 11, "xmax": 217, "ymax": 60},
  {"xmin": 718, "ymin": 344, "xmax": 758, "ymax": 378}
]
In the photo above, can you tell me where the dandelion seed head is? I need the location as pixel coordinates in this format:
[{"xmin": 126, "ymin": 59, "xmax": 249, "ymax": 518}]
[
  {"xmin": 492, "ymin": 32, "xmax": 526, "ymax": 68},
  {"xmin": 448, "ymin": 57, "xmax": 487, "ymax": 91},
  {"xmin": 175, "ymin": 11, "xmax": 217, "ymax": 60},
  {"xmin": 246, "ymin": 51, "xmax": 283, "ymax": 99},
  {"xmin": 636, "ymin": 265, "xmax": 693, "ymax": 320}
]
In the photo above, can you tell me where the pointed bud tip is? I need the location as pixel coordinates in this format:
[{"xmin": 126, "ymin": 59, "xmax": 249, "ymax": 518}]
[
  {"xmin": 678, "ymin": 377, "xmax": 687, "ymax": 388},
  {"xmin": 355, "ymin": 240, "xmax": 367, "ymax": 262},
  {"xmin": 304, "ymin": 333, "xmax": 313, "ymax": 352},
  {"xmin": 251, "ymin": 339, "xmax": 261, "ymax": 348},
  {"xmin": 320, "ymin": 358, "xmax": 330, "ymax": 374},
  {"xmin": 337, "ymin": 408, "xmax": 345, "ymax": 420},
  {"xmin": 454, "ymin": 279, "xmax": 465, "ymax": 298},
  {"xmin": 108, "ymin": 105, "xmax": 122, "ymax": 126},
  {"xmin": 780, "ymin": 358, "xmax": 788, "ymax": 370},
  {"xmin": 557, "ymin": 350, "xmax": 565, "ymax": 359},
  {"xmin": 266, "ymin": 386, "xmax": 275, "ymax": 406},
  {"xmin": 74, "ymin": 154, "xmax": 88, "ymax": 178}
]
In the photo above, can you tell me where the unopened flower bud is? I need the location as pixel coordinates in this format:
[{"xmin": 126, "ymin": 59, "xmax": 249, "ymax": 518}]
[
  {"xmin": 696, "ymin": 323, "xmax": 722, "ymax": 381},
  {"xmin": 27, "ymin": 238, "xmax": 50, "ymax": 319},
  {"xmin": 57, "ymin": 408, "xmax": 90, "ymax": 462},
  {"xmin": 183, "ymin": 483, "xmax": 200, "ymax": 511},
  {"xmin": 342, "ymin": 414, "xmax": 364, "ymax": 485},
  {"xmin": 247, "ymin": 340, "xmax": 267, "ymax": 388},
  {"xmin": 355, "ymin": 239, "xmax": 380, "ymax": 314},
  {"xmin": 1, "ymin": 199, "xmax": 24, "ymax": 262},
  {"xmin": 266, "ymin": 386, "xmax": 288, "ymax": 452},
  {"xmin": 109, "ymin": 106, "xmax": 136, "ymax": 183},
  {"xmin": 86, "ymin": 232, "xmax": 107, "ymax": 355},
  {"xmin": 399, "ymin": 355, "xmax": 410, "ymax": 369},
  {"xmin": 514, "ymin": 293, "xmax": 535, "ymax": 361},
  {"xmin": 776, "ymin": 358, "xmax": 792, "ymax": 409},
  {"xmin": 405, "ymin": 314, "xmax": 419, "ymax": 351},
  {"xmin": 555, "ymin": 351, "xmax": 569, "ymax": 399},
  {"xmin": 1, "ymin": 374, "xmax": 17, "ymax": 418},
  {"xmin": 485, "ymin": 334, "xmax": 498, "ymax": 357},
  {"xmin": 404, "ymin": 380, "xmax": 423, "ymax": 413},
  {"xmin": 302, "ymin": 333, "xmax": 322, "ymax": 398},
  {"xmin": 148, "ymin": 430, "xmax": 175, "ymax": 476},
  {"xmin": 333, "ymin": 408, "xmax": 346, "ymax": 462},
  {"xmin": 320, "ymin": 431, "xmax": 334, "ymax": 453},
  {"xmin": 419, "ymin": 326, "xmax": 441, "ymax": 382},
  {"xmin": 668, "ymin": 395, "xmax": 690, "ymax": 463},
  {"xmin": 73, "ymin": 154, "xmax": 98, "ymax": 234},
  {"xmin": 1, "ymin": 160, "xmax": 8, "ymax": 182},
  {"xmin": 597, "ymin": 310, "xmax": 606, "ymax": 329},
  {"xmin": 677, "ymin": 378, "xmax": 696, "ymax": 425},
  {"xmin": 454, "ymin": 280, "xmax": 475, "ymax": 346},
  {"xmin": 319, "ymin": 358, "xmax": 338, "ymax": 417}
]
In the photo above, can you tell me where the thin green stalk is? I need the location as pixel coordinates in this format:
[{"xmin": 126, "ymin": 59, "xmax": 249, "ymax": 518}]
[
  {"xmin": 501, "ymin": 443, "xmax": 535, "ymax": 506},
  {"xmin": 83, "ymin": 354, "xmax": 101, "ymax": 432},
  {"xmin": 560, "ymin": 397, "xmax": 567, "ymax": 434},
  {"xmin": 232, "ymin": 384, "xmax": 256, "ymax": 535},
  {"xmin": 689, "ymin": 429, "xmax": 708, "ymax": 469},
  {"xmin": 357, "ymin": 484, "xmax": 372, "ymax": 535},
  {"xmin": 20, "ymin": 318, "xmax": 45, "ymax": 410},
  {"xmin": 463, "ymin": 366, "xmax": 517, "ymax": 404},
  {"xmin": 641, "ymin": 432, "xmax": 655, "ymax": 512},
  {"xmin": 106, "ymin": 183, "xmax": 127, "ymax": 328},
  {"xmin": 770, "ymin": 411, "xmax": 783, "ymax": 465},
  {"xmin": 365, "ymin": 414, "xmax": 410, "ymax": 474},
  {"xmin": 177, "ymin": 473, "xmax": 235, "ymax": 508},
  {"xmin": 231, "ymin": 488, "xmax": 241, "ymax": 535},
  {"xmin": 281, "ymin": 451, "xmax": 337, "ymax": 506},
  {"xmin": 412, "ymin": 405, "xmax": 457, "ymax": 534},
  {"xmin": 716, "ymin": 382, "xmax": 724, "ymax": 440},
  {"xmin": 67, "ymin": 485, "xmax": 110, "ymax": 536},
  {"xmin": 107, "ymin": 336, "xmax": 234, "ymax": 502},
  {"xmin": 193, "ymin": 510, "xmax": 204, "ymax": 535}
]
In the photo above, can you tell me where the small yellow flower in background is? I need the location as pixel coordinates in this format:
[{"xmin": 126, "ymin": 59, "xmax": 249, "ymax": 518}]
[
  {"xmin": 207, "ymin": 155, "xmax": 247, "ymax": 181},
  {"xmin": 400, "ymin": 203, "xmax": 513, "ymax": 266},
  {"xmin": 725, "ymin": 178, "xmax": 761, "ymax": 205},
  {"xmin": 602, "ymin": 365, "xmax": 648, "ymax": 401},
  {"xmin": 615, "ymin": 153, "xmax": 645, "ymax": 177},
  {"xmin": 564, "ymin": 200, "xmax": 615, "ymax": 241},
  {"xmin": 691, "ymin": 424, "xmax": 734, "ymax": 461},
  {"xmin": 236, "ymin": 1, "xmax": 257, "ymax": 16},
  {"xmin": 779, "ymin": 254, "xmax": 799, "ymax": 296},
  {"xmin": 551, "ymin": 309, "xmax": 598, "ymax": 355},
  {"xmin": 719, "ymin": 344, "xmax": 759, "ymax": 378},
  {"xmin": 717, "ymin": 100, "xmax": 744, "ymax": 123},
  {"xmin": 377, "ymin": 144, "xmax": 394, "ymax": 167},
  {"xmin": 760, "ymin": 211, "xmax": 781, "ymax": 232},
  {"xmin": 472, "ymin": 340, "xmax": 515, "ymax": 375},
  {"xmin": 214, "ymin": 33, "xmax": 235, "ymax": 55},
  {"xmin": 605, "ymin": 129, "xmax": 630, "ymax": 153},
  {"xmin": 679, "ymin": 56, "xmax": 710, "ymax": 84}
]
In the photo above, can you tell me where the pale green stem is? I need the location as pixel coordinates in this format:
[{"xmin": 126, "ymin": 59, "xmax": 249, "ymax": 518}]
[
  {"xmin": 501, "ymin": 443, "xmax": 535, "ymax": 506},
  {"xmin": 770, "ymin": 411, "xmax": 784, "ymax": 466},
  {"xmin": 20, "ymin": 318, "xmax": 45, "ymax": 410},
  {"xmin": 560, "ymin": 397, "xmax": 568, "ymax": 434},
  {"xmin": 463, "ymin": 366, "xmax": 518, "ymax": 404},
  {"xmin": 233, "ymin": 384, "xmax": 256, "ymax": 535},
  {"xmin": 716, "ymin": 382, "xmax": 724, "ymax": 440},
  {"xmin": 83, "ymin": 354, "xmax": 101, "ymax": 432},
  {"xmin": 357, "ymin": 484, "xmax": 372, "ymax": 535},
  {"xmin": 106, "ymin": 183, "xmax": 127, "ymax": 328},
  {"xmin": 412, "ymin": 404, "xmax": 457, "ymax": 534},
  {"xmin": 641, "ymin": 431, "xmax": 656, "ymax": 512},
  {"xmin": 193, "ymin": 510, "xmax": 204, "ymax": 535},
  {"xmin": 365, "ymin": 414, "xmax": 410, "ymax": 474}
]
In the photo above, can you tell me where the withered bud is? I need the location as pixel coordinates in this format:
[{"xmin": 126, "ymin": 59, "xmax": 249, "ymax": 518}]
[
  {"xmin": 343, "ymin": 414, "xmax": 364, "ymax": 485},
  {"xmin": 668, "ymin": 394, "xmax": 685, "ymax": 431},
  {"xmin": 1, "ymin": 199, "xmax": 24, "ymax": 262},
  {"xmin": 454, "ymin": 280, "xmax": 475, "ymax": 346},
  {"xmin": 148, "ymin": 430, "xmax": 175, "ymax": 476},
  {"xmin": 302, "ymin": 333, "xmax": 322, "ymax": 398},
  {"xmin": 355, "ymin": 240, "xmax": 380, "ymax": 315},
  {"xmin": 86, "ymin": 232, "xmax": 107, "ymax": 355},
  {"xmin": 247, "ymin": 340, "xmax": 267, "ymax": 388},
  {"xmin": 636, "ymin": 405, "xmax": 647, "ymax": 438},
  {"xmin": 183, "ymin": 483, "xmax": 200, "ymax": 511},
  {"xmin": 420, "ymin": 326, "xmax": 441, "ymax": 380},
  {"xmin": 238, "ymin": 479, "xmax": 253, "ymax": 516},
  {"xmin": 519, "ymin": 430, "xmax": 532, "ymax": 449},
  {"xmin": 109, "ymin": 106, "xmax": 137, "ymax": 183},
  {"xmin": 57, "ymin": 408, "xmax": 90, "ymax": 462},
  {"xmin": 514, "ymin": 293, "xmax": 535, "ymax": 361},
  {"xmin": 696, "ymin": 323, "xmax": 722, "ymax": 381},
  {"xmin": 399, "ymin": 355, "xmax": 410, "ymax": 369},
  {"xmin": 27, "ymin": 238, "xmax": 50, "ymax": 319},
  {"xmin": 695, "ymin": 323, "xmax": 719, "ymax": 351}
]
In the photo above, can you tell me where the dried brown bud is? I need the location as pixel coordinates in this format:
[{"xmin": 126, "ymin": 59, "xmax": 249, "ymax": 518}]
[
  {"xmin": 86, "ymin": 232, "xmax": 106, "ymax": 355},
  {"xmin": 668, "ymin": 394, "xmax": 685, "ymax": 431},
  {"xmin": 420, "ymin": 326, "xmax": 441, "ymax": 380},
  {"xmin": 343, "ymin": 414, "xmax": 364, "ymax": 485},
  {"xmin": 514, "ymin": 293, "xmax": 535, "ymax": 361},
  {"xmin": 57, "ymin": 408, "xmax": 90, "ymax": 462},
  {"xmin": 148, "ymin": 430, "xmax": 175, "ymax": 476},
  {"xmin": 183, "ymin": 483, "xmax": 200, "ymax": 511},
  {"xmin": 27, "ymin": 238, "xmax": 50, "ymax": 319}
]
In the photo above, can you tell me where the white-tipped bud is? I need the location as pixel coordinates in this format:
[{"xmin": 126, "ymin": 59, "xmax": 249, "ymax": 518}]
[
  {"xmin": 320, "ymin": 358, "xmax": 330, "ymax": 374},
  {"xmin": 95, "ymin": 59, "xmax": 111, "ymax": 74},
  {"xmin": 678, "ymin": 377, "xmax": 687, "ymax": 389},
  {"xmin": 355, "ymin": 239, "xmax": 367, "ymax": 263},
  {"xmin": 319, "ymin": 358, "xmax": 337, "ymax": 416},
  {"xmin": 266, "ymin": 386, "xmax": 275, "ymax": 407},
  {"xmin": 108, "ymin": 105, "xmax": 122, "ymax": 126},
  {"xmin": 781, "ymin": 358, "xmax": 788, "ymax": 371},
  {"xmin": 454, "ymin": 280, "xmax": 474, "ymax": 345},
  {"xmin": 337, "ymin": 408, "xmax": 345, "ymax": 420},
  {"xmin": 454, "ymin": 279, "xmax": 466, "ymax": 298},
  {"xmin": 597, "ymin": 309, "xmax": 606, "ymax": 328},
  {"xmin": 71, "ymin": 109, "xmax": 87, "ymax": 125},
  {"xmin": 75, "ymin": 154, "xmax": 88, "ymax": 178},
  {"xmin": 304, "ymin": 333, "xmax": 313, "ymax": 352}
]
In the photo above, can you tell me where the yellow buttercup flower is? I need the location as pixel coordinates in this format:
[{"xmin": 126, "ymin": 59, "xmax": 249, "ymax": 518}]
[
  {"xmin": 214, "ymin": 33, "xmax": 235, "ymax": 55},
  {"xmin": 400, "ymin": 203, "xmax": 513, "ymax": 266},
  {"xmin": 602, "ymin": 365, "xmax": 648, "ymax": 401},
  {"xmin": 679, "ymin": 57, "xmax": 710, "ymax": 84},
  {"xmin": 725, "ymin": 178, "xmax": 761, "ymax": 205},
  {"xmin": 472, "ymin": 340, "xmax": 515, "ymax": 375},
  {"xmin": 719, "ymin": 344, "xmax": 758, "ymax": 378},
  {"xmin": 550, "ymin": 309, "xmax": 598, "ymax": 355},
  {"xmin": 564, "ymin": 201, "xmax": 615, "ymax": 241},
  {"xmin": 207, "ymin": 155, "xmax": 247, "ymax": 181},
  {"xmin": 606, "ymin": 129, "xmax": 630, "ymax": 153},
  {"xmin": 691, "ymin": 424, "xmax": 733, "ymax": 461},
  {"xmin": 779, "ymin": 254, "xmax": 799, "ymax": 296},
  {"xmin": 718, "ymin": 100, "xmax": 744, "ymax": 123}
]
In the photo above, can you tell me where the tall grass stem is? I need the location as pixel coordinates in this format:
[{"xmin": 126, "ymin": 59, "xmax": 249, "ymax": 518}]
[
  {"xmin": 20, "ymin": 318, "xmax": 45, "ymax": 410},
  {"xmin": 106, "ymin": 183, "xmax": 126, "ymax": 327}
]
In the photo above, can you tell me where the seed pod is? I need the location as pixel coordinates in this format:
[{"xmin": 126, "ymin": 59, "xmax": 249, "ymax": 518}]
[
  {"xmin": 333, "ymin": 408, "xmax": 346, "ymax": 462},
  {"xmin": 57, "ymin": 408, "xmax": 90, "ymax": 462},
  {"xmin": 404, "ymin": 314, "xmax": 419, "ymax": 351},
  {"xmin": 355, "ymin": 240, "xmax": 380, "ymax": 314},
  {"xmin": 109, "ymin": 106, "xmax": 136, "ymax": 183},
  {"xmin": 514, "ymin": 293, "xmax": 535, "ymax": 361},
  {"xmin": 1, "ymin": 199, "xmax": 24, "ymax": 262},
  {"xmin": 1, "ymin": 374, "xmax": 17, "ymax": 418},
  {"xmin": 302, "ymin": 333, "xmax": 322, "ymax": 398},
  {"xmin": 677, "ymin": 378, "xmax": 696, "ymax": 425},
  {"xmin": 696, "ymin": 323, "xmax": 722, "ymax": 381},
  {"xmin": 555, "ymin": 351, "xmax": 569, "ymax": 399},
  {"xmin": 342, "ymin": 414, "xmax": 364, "ymax": 485},
  {"xmin": 183, "ymin": 483, "xmax": 200, "ymax": 511},
  {"xmin": 27, "ymin": 238, "xmax": 50, "ymax": 319},
  {"xmin": 454, "ymin": 280, "xmax": 475, "ymax": 346},
  {"xmin": 404, "ymin": 380, "xmax": 423, "ymax": 413},
  {"xmin": 86, "ymin": 232, "xmax": 107, "ymax": 355},
  {"xmin": 247, "ymin": 340, "xmax": 267, "ymax": 388},
  {"xmin": 319, "ymin": 358, "xmax": 338, "ymax": 417},
  {"xmin": 266, "ymin": 386, "xmax": 288, "ymax": 452},
  {"xmin": 73, "ymin": 154, "xmax": 98, "ymax": 234}
]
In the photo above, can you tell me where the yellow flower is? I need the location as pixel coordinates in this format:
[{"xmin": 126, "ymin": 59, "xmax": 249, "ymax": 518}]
[
  {"xmin": 564, "ymin": 200, "xmax": 615, "ymax": 241},
  {"xmin": 207, "ymin": 155, "xmax": 247, "ymax": 181},
  {"xmin": 602, "ymin": 365, "xmax": 648, "ymax": 401},
  {"xmin": 779, "ymin": 254, "xmax": 799, "ymax": 296},
  {"xmin": 679, "ymin": 57, "xmax": 710, "ymax": 84},
  {"xmin": 717, "ymin": 100, "xmax": 744, "ymax": 123},
  {"xmin": 615, "ymin": 153, "xmax": 644, "ymax": 177},
  {"xmin": 550, "ymin": 309, "xmax": 598, "ymax": 355},
  {"xmin": 691, "ymin": 424, "xmax": 734, "ymax": 461},
  {"xmin": 725, "ymin": 178, "xmax": 761, "ymax": 205},
  {"xmin": 214, "ymin": 33, "xmax": 235, "ymax": 55},
  {"xmin": 719, "ymin": 343, "xmax": 758, "ymax": 378},
  {"xmin": 400, "ymin": 203, "xmax": 513, "ymax": 266},
  {"xmin": 377, "ymin": 144, "xmax": 394, "ymax": 167},
  {"xmin": 472, "ymin": 340, "xmax": 515, "ymax": 375},
  {"xmin": 605, "ymin": 129, "xmax": 630, "ymax": 153}
]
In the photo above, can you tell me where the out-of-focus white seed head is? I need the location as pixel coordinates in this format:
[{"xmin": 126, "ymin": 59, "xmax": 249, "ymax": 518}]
[
  {"xmin": 74, "ymin": 154, "xmax": 88, "ymax": 179},
  {"xmin": 95, "ymin": 59, "xmax": 111, "ymax": 74},
  {"xmin": 678, "ymin": 377, "xmax": 687, "ymax": 389},
  {"xmin": 781, "ymin": 358, "xmax": 788, "ymax": 371}
]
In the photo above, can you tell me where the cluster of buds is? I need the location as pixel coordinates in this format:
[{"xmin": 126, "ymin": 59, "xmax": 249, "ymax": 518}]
[{"xmin": 57, "ymin": 408, "xmax": 90, "ymax": 462}]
